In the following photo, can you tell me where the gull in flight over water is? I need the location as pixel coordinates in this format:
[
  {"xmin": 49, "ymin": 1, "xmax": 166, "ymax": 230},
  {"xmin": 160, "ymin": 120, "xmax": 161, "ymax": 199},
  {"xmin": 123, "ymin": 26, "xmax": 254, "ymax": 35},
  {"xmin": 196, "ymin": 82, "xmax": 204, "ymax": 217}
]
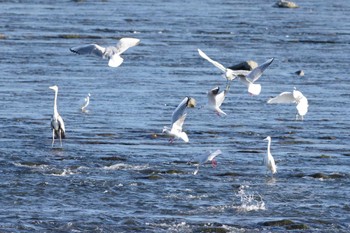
[
  {"xmin": 70, "ymin": 37, "xmax": 140, "ymax": 67},
  {"xmin": 263, "ymin": 136, "xmax": 277, "ymax": 177},
  {"xmin": 198, "ymin": 49, "xmax": 244, "ymax": 81},
  {"xmin": 237, "ymin": 58, "xmax": 274, "ymax": 96},
  {"xmin": 163, "ymin": 97, "xmax": 195, "ymax": 143},
  {"xmin": 191, "ymin": 149, "xmax": 222, "ymax": 175},
  {"xmin": 207, "ymin": 82, "xmax": 231, "ymax": 116},
  {"xmin": 267, "ymin": 87, "xmax": 308, "ymax": 120},
  {"xmin": 81, "ymin": 93, "xmax": 91, "ymax": 113},
  {"xmin": 49, "ymin": 85, "xmax": 66, "ymax": 147}
]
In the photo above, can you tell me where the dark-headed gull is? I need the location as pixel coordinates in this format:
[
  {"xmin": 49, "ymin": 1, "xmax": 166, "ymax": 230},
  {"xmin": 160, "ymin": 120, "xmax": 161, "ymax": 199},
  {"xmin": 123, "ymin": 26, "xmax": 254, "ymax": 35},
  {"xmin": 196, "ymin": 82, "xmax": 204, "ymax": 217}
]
[
  {"xmin": 49, "ymin": 85, "xmax": 66, "ymax": 147},
  {"xmin": 163, "ymin": 97, "xmax": 194, "ymax": 143},
  {"xmin": 207, "ymin": 82, "xmax": 231, "ymax": 116},
  {"xmin": 267, "ymin": 87, "xmax": 308, "ymax": 120},
  {"xmin": 191, "ymin": 149, "xmax": 222, "ymax": 175},
  {"xmin": 198, "ymin": 49, "xmax": 244, "ymax": 81},
  {"xmin": 237, "ymin": 58, "xmax": 274, "ymax": 96},
  {"xmin": 263, "ymin": 136, "xmax": 277, "ymax": 176},
  {"xmin": 70, "ymin": 37, "xmax": 140, "ymax": 67}
]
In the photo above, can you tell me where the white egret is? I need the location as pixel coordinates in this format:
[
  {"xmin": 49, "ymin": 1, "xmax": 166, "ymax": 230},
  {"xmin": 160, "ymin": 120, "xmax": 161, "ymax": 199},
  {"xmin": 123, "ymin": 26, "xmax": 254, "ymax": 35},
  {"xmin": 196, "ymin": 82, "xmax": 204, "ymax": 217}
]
[
  {"xmin": 267, "ymin": 87, "xmax": 308, "ymax": 120},
  {"xmin": 70, "ymin": 37, "xmax": 140, "ymax": 67},
  {"xmin": 207, "ymin": 82, "xmax": 231, "ymax": 116},
  {"xmin": 263, "ymin": 136, "xmax": 277, "ymax": 176},
  {"xmin": 81, "ymin": 93, "xmax": 91, "ymax": 113},
  {"xmin": 49, "ymin": 85, "xmax": 66, "ymax": 147},
  {"xmin": 191, "ymin": 149, "xmax": 222, "ymax": 175},
  {"xmin": 237, "ymin": 58, "xmax": 274, "ymax": 96},
  {"xmin": 198, "ymin": 49, "xmax": 244, "ymax": 81}
]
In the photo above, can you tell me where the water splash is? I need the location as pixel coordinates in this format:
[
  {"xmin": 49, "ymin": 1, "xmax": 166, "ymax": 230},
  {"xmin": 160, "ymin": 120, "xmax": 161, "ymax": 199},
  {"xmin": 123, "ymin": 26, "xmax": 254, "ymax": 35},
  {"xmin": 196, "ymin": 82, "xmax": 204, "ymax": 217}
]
[{"xmin": 234, "ymin": 185, "xmax": 266, "ymax": 212}]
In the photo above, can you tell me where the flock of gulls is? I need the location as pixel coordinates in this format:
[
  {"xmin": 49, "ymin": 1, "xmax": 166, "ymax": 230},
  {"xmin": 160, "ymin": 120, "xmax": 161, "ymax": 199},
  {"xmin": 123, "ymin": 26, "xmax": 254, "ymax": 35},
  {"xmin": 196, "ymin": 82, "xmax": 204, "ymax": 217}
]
[{"xmin": 49, "ymin": 37, "xmax": 309, "ymax": 176}]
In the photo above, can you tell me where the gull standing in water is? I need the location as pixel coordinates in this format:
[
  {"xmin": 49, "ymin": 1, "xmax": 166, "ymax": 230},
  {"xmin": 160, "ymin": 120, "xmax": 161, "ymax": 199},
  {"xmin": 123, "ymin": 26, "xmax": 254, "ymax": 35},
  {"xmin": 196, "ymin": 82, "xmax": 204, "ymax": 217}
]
[
  {"xmin": 267, "ymin": 87, "xmax": 308, "ymax": 120},
  {"xmin": 263, "ymin": 136, "xmax": 277, "ymax": 176},
  {"xmin": 49, "ymin": 85, "xmax": 65, "ymax": 147},
  {"xmin": 81, "ymin": 93, "xmax": 91, "ymax": 113},
  {"xmin": 237, "ymin": 58, "xmax": 274, "ymax": 96},
  {"xmin": 163, "ymin": 97, "xmax": 195, "ymax": 143},
  {"xmin": 191, "ymin": 149, "xmax": 222, "ymax": 175},
  {"xmin": 70, "ymin": 37, "xmax": 140, "ymax": 67},
  {"xmin": 198, "ymin": 49, "xmax": 242, "ymax": 81},
  {"xmin": 207, "ymin": 81, "xmax": 231, "ymax": 116}
]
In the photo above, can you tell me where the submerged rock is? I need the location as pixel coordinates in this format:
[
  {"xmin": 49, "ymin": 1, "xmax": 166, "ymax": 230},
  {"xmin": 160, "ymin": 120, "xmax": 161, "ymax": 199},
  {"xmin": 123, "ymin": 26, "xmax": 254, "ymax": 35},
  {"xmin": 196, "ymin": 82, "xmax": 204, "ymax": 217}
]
[
  {"xmin": 275, "ymin": 0, "xmax": 299, "ymax": 8},
  {"xmin": 295, "ymin": 69, "xmax": 305, "ymax": 76},
  {"xmin": 228, "ymin": 60, "xmax": 258, "ymax": 71},
  {"xmin": 262, "ymin": 219, "xmax": 295, "ymax": 227}
]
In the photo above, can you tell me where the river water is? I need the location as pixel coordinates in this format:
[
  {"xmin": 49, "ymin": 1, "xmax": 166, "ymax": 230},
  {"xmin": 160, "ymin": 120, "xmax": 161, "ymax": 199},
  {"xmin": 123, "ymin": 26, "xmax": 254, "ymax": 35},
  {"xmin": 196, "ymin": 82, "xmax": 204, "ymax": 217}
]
[{"xmin": 0, "ymin": 0, "xmax": 349, "ymax": 232}]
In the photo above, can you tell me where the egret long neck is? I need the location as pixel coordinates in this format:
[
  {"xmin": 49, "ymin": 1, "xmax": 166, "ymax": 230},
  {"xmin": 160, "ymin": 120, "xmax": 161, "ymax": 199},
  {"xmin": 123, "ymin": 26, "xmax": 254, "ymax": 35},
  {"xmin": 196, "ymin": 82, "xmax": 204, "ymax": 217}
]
[
  {"xmin": 267, "ymin": 139, "xmax": 271, "ymax": 155},
  {"xmin": 53, "ymin": 90, "xmax": 58, "ymax": 116}
]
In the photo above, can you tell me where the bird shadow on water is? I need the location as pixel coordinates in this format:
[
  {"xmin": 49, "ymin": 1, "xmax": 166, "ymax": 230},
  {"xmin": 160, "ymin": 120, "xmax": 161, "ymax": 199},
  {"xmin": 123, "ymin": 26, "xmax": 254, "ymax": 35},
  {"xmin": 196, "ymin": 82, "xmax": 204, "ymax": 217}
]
[{"xmin": 265, "ymin": 176, "xmax": 277, "ymax": 184}]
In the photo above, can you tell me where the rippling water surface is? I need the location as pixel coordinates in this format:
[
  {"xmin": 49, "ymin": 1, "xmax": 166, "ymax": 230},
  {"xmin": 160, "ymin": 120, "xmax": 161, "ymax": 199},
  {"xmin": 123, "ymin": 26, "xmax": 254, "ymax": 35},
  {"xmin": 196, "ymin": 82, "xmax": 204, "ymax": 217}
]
[{"xmin": 1, "ymin": 0, "xmax": 350, "ymax": 232}]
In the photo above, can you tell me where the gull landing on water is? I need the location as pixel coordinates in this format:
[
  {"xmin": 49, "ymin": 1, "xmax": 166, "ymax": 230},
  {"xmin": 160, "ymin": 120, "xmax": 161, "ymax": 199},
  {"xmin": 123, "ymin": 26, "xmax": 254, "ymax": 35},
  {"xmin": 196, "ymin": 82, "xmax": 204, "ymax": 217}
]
[
  {"xmin": 49, "ymin": 85, "xmax": 66, "ymax": 147},
  {"xmin": 70, "ymin": 37, "xmax": 140, "ymax": 67},
  {"xmin": 207, "ymin": 82, "xmax": 231, "ymax": 116},
  {"xmin": 267, "ymin": 87, "xmax": 308, "ymax": 120},
  {"xmin": 163, "ymin": 97, "xmax": 195, "ymax": 143},
  {"xmin": 237, "ymin": 58, "xmax": 274, "ymax": 96},
  {"xmin": 191, "ymin": 149, "xmax": 222, "ymax": 175}
]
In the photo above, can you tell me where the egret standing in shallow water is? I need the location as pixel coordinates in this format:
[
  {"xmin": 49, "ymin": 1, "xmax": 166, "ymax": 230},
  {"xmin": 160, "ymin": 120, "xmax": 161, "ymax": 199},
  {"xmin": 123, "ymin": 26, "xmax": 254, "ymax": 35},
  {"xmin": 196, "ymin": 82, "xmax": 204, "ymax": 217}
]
[
  {"xmin": 70, "ymin": 37, "xmax": 140, "ymax": 67},
  {"xmin": 263, "ymin": 136, "xmax": 277, "ymax": 176},
  {"xmin": 49, "ymin": 85, "xmax": 65, "ymax": 147}
]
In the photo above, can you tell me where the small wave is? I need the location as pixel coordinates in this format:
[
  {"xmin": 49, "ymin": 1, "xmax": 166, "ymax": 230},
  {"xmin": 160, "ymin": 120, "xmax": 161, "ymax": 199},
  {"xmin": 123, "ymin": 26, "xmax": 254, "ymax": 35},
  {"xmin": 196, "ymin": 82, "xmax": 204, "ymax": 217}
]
[
  {"xmin": 233, "ymin": 185, "xmax": 266, "ymax": 212},
  {"xmin": 103, "ymin": 163, "xmax": 149, "ymax": 171},
  {"xmin": 51, "ymin": 168, "xmax": 76, "ymax": 177}
]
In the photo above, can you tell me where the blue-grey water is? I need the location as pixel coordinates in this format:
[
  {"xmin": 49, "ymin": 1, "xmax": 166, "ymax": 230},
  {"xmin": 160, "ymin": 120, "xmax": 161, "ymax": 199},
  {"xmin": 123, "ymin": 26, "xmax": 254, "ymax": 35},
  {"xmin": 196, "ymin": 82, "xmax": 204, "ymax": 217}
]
[{"xmin": 1, "ymin": 0, "xmax": 350, "ymax": 232}]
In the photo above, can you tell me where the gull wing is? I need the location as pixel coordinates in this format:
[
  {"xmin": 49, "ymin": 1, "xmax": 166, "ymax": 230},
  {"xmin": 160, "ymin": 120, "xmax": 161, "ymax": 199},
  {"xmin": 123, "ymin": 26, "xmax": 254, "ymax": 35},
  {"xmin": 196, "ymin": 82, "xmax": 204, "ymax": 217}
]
[
  {"xmin": 108, "ymin": 54, "xmax": 124, "ymax": 67},
  {"xmin": 171, "ymin": 97, "xmax": 189, "ymax": 124},
  {"xmin": 246, "ymin": 58, "xmax": 274, "ymax": 83},
  {"xmin": 238, "ymin": 76, "xmax": 252, "ymax": 87},
  {"xmin": 215, "ymin": 90, "xmax": 226, "ymax": 107},
  {"xmin": 171, "ymin": 113, "xmax": 187, "ymax": 133},
  {"xmin": 207, "ymin": 149, "xmax": 222, "ymax": 162},
  {"xmin": 114, "ymin": 37, "xmax": 140, "ymax": 55},
  {"xmin": 198, "ymin": 49, "xmax": 226, "ymax": 73},
  {"xmin": 267, "ymin": 92, "xmax": 295, "ymax": 104},
  {"xmin": 70, "ymin": 44, "xmax": 105, "ymax": 57},
  {"xmin": 57, "ymin": 114, "xmax": 66, "ymax": 138}
]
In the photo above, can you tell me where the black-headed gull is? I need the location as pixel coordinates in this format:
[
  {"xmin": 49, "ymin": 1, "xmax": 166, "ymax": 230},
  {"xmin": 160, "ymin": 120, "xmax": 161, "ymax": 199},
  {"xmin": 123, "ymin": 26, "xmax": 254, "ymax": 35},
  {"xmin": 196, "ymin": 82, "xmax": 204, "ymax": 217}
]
[
  {"xmin": 70, "ymin": 37, "xmax": 140, "ymax": 67},
  {"xmin": 207, "ymin": 82, "xmax": 231, "ymax": 116},
  {"xmin": 267, "ymin": 87, "xmax": 308, "ymax": 120},
  {"xmin": 198, "ymin": 49, "xmax": 244, "ymax": 81},
  {"xmin": 237, "ymin": 58, "xmax": 274, "ymax": 96},
  {"xmin": 163, "ymin": 97, "xmax": 194, "ymax": 143},
  {"xmin": 191, "ymin": 149, "xmax": 222, "ymax": 175},
  {"xmin": 49, "ymin": 85, "xmax": 66, "ymax": 147},
  {"xmin": 263, "ymin": 136, "xmax": 277, "ymax": 176}
]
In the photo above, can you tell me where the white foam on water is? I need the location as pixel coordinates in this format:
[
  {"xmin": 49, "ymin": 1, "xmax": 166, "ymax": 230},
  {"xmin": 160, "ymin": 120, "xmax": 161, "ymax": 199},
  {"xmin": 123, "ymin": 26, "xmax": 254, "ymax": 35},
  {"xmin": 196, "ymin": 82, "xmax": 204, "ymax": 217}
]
[{"xmin": 233, "ymin": 185, "xmax": 266, "ymax": 212}]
